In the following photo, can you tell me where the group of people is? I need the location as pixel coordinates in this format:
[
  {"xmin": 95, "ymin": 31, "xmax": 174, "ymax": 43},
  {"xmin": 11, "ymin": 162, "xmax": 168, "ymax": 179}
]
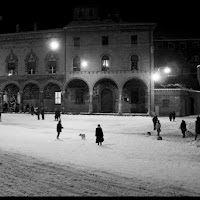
[
  {"xmin": 152, "ymin": 113, "xmax": 200, "ymax": 140},
  {"xmin": 169, "ymin": 111, "xmax": 176, "ymax": 121}
]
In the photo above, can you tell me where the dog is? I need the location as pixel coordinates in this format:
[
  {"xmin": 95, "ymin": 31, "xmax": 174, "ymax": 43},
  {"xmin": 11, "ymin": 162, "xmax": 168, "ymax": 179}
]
[{"xmin": 79, "ymin": 134, "xmax": 85, "ymax": 140}]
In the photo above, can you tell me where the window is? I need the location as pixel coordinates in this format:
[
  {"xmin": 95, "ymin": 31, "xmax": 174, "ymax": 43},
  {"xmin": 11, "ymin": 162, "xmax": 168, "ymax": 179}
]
[
  {"xmin": 27, "ymin": 61, "xmax": 36, "ymax": 74},
  {"xmin": 25, "ymin": 49, "xmax": 38, "ymax": 74},
  {"xmin": 55, "ymin": 92, "xmax": 61, "ymax": 104},
  {"xmin": 101, "ymin": 55, "xmax": 110, "ymax": 71},
  {"xmin": 102, "ymin": 36, "xmax": 108, "ymax": 45},
  {"xmin": 131, "ymin": 55, "xmax": 138, "ymax": 70},
  {"xmin": 131, "ymin": 35, "xmax": 137, "ymax": 44},
  {"xmin": 162, "ymin": 99, "xmax": 169, "ymax": 107},
  {"xmin": 76, "ymin": 90, "xmax": 84, "ymax": 104},
  {"xmin": 74, "ymin": 37, "xmax": 80, "ymax": 47},
  {"xmin": 180, "ymin": 42, "xmax": 186, "ymax": 49},
  {"xmin": 168, "ymin": 42, "xmax": 175, "ymax": 49},
  {"xmin": 6, "ymin": 50, "xmax": 18, "ymax": 75},
  {"xmin": 46, "ymin": 52, "xmax": 58, "ymax": 74},
  {"xmin": 192, "ymin": 42, "xmax": 199, "ymax": 49},
  {"xmin": 73, "ymin": 56, "xmax": 81, "ymax": 71}
]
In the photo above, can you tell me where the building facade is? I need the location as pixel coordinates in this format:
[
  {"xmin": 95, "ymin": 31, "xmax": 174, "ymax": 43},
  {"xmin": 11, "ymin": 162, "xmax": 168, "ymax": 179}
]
[{"xmin": 0, "ymin": 6, "xmax": 156, "ymax": 115}]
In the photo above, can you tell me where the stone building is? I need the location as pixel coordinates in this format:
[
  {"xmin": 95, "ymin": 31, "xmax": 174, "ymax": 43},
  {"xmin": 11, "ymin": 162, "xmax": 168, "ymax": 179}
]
[{"xmin": 0, "ymin": 6, "xmax": 156, "ymax": 115}]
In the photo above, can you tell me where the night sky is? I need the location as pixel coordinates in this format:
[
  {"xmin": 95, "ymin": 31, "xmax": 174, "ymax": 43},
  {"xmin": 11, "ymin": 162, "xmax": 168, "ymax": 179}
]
[{"xmin": 0, "ymin": 0, "xmax": 199, "ymax": 38}]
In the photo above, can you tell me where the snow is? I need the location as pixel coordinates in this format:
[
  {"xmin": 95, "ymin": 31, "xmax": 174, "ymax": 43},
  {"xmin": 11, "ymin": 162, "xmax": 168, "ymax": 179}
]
[{"xmin": 0, "ymin": 113, "xmax": 200, "ymax": 196}]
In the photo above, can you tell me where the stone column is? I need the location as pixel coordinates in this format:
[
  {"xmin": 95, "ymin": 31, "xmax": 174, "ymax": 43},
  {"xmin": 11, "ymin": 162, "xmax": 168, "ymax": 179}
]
[
  {"xmin": 61, "ymin": 91, "xmax": 65, "ymax": 114},
  {"xmin": 39, "ymin": 91, "xmax": 44, "ymax": 109},
  {"xmin": 89, "ymin": 91, "xmax": 93, "ymax": 114},
  {"xmin": 17, "ymin": 91, "xmax": 23, "ymax": 113},
  {"xmin": 118, "ymin": 89, "xmax": 122, "ymax": 115}
]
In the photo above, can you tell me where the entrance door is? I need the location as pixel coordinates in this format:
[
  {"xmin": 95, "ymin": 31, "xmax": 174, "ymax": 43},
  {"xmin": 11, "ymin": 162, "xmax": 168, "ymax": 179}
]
[{"xmin": 101, "ymin": 89, "xmax": 113, "ymax": 113}]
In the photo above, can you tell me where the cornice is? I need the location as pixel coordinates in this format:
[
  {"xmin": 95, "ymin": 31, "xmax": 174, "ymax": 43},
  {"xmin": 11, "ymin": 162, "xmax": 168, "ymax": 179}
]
[{"xmin": 0, "ymin": 29, "xmax": 64, "ymax": 43}]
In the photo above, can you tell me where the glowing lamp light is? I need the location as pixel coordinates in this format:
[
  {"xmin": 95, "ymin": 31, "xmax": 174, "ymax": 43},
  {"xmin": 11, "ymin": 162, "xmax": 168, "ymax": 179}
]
[
  {"xmin": 81, "ymin": 61, "xmax": 88, "ymax": 68},
  {"xmin": 164, "ymin": 67, "xmax": 171, "ymax": 74},
  {"xmin": 49, "ymin": 40, "xmax": 59, "ymax": 51},
  {"xmin": 152, "ymin": 72, "xmax": 161, "ymax": 82}
]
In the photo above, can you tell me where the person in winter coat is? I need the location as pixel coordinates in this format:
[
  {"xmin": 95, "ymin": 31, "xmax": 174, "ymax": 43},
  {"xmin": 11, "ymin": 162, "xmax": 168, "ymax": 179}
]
[
  {"xmin": 41, "ymin": 108, "xmax": 45, "ymax": 120},
  {"xmin": 156, "ymin": 120, "xmax": 161, "ymax": 136},
  {"xmin": 95, "ymin": 124, "xmax": 104, "ymax": 145},
  {"xmin": 57, "ymin": 120, "xmax": 63, "ymax": 139},
  {"xmin": 152, "ymin": 115, "xmax": 158, "ymax": 130},
  {"xmin": 31, "ymin": 106, "xmax": 34, "ymax": 115},
  {"xmin": 195, "ymin": 116, "xmax": 200, "ymax": 140},
  {"xmin": 169, "ymin": 112, "xmax": 173, "ymax": 121},
  {"xmin": 172, "ymin": 111, "xmax": 176, "ymax": 121},
  {"xmin": 180, "ymin": 120, "xmax": 187, "ymax": 138}
]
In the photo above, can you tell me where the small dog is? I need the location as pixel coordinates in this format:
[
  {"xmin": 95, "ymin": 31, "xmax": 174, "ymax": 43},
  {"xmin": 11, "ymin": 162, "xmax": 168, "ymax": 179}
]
[{"xmin": 79, "ymin": 134, "xmax": 85, "ymax": 140}]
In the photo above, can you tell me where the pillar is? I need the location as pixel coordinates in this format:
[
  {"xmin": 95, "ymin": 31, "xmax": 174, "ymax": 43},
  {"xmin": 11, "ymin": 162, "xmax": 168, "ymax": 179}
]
[
  {"xmin": 118, "ymin": 89, "xmax": 122, "ymax": 115},
  {"xmin": 89, "ymin": 91, "xmax": 93, "ymax": 114},
  {"xmin": 39, "ymin": 91, "xmax": 44, "ymax": 109},
  {"xmin": 61, "ymin": 90, "xmax": 65, "ymax": 114}
]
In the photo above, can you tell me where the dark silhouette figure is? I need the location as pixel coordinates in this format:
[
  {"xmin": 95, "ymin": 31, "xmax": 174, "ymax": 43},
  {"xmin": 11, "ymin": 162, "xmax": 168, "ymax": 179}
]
[
  {"xmin": 55, "ymin": 109, "xmax": 61, "ymax": 121},
  {"xmin": 172, "ymin": 111, "xmax": 176, "ymax": 121},
  {"xmin": 169, "ymin": 112, "xmax": 173, "ymax": 121},
  {"xmin": 41, "ymin": 108, "xmax": 45, "ymax": 120},
  {"xmin": 95, "ymin": 124, "xmax": 104, "ymax": 145},
  {"xmin": 180, "ymin": 120, "xmax": 187, "ymax": 138},
  {"xmin": 36, "ymin": 107, "xmax": 40, "ymax": 120},
  {"xmin": 57, "ymin": 120, "xmax": 63, "ymax": 139},
  {"xmin": 152, "ymin": 115, "xmax": 158, "ymax": 130},
  {"xmin": 156, "ymin": 120, "xmax": 161, "ymax": 136},
  {"xmin": 31, "ymin": 106, "xmax": 34, "ymax": 115},
  {"xmin": 195, "ymin": 116, "xmax": 200, "ymax": 140}
]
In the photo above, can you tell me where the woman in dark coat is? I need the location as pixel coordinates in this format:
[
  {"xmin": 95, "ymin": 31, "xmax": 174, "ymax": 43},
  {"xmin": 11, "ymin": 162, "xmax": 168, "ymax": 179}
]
[
  {"xmin": 195, "ymin": 116, "xmax": 200, "ymax": 140},
  {"xmin": 95, "ymin": 124, "xmax": 104, "ymax": 145},
  {"xmin": 180, "ymin": 120, "xmax": 187, "ymax": 138},
  {"xmin": 57, "ymin": 120, "xmax": 63, "ymax": 139}
]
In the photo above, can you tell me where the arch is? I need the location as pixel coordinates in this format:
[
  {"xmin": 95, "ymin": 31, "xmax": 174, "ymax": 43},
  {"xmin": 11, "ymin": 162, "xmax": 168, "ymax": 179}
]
[
  {"xmin": 2, "ymin": 83, "xmax": 20, "ymax": 112},
  {"xmin": 92, "ymin": 78, "xmax": 118, "ymax": 113},
  {"xmin": 41, "ymin": 79, "xmax": 63, "ymax": 91},
  {"xmin": 65, "ymin": 78, "xmax": 90, "ymax": 113},
  {"xmin": 122, "ymin": 78, "xmax": 148, "ymax": 113}
]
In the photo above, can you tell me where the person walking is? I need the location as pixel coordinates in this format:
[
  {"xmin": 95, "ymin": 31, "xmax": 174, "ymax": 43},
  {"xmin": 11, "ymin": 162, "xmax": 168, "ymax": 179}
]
[
  {"xmin": 180, "ymin": 120, "xmax": 187, "ymax": 138},
  {"xmin": 169, "ymin": 112, "xmax": 173, "ymax": 121},
  {"xmin": 156, "ymin": 120, "xmax": 161, "ymax": 137},
  {"xmin": 152, "ymin": 115, "xmax": 158, "ymax": 130},
  {"xmin": 41, "ymin": 108, "xmax": 45, "ymax": 120},
  {"xmin": 31, "ymin": 106, "xmax": 34, "ymax": 115},
  {"xmin": 195, "ymin": 116, "xmax": 200, "ymax": 140},
  {"xmin": 57, "ymin": 120, "xmax": 63, "ymax": 139},
  {"xmin": 36, "ymin": 107, "xmax": 40, "ymax": 120},
  {"xmin": 95, "ymin": 124, "xmax": 104, "ymax": 145},
  {"xmin": 172, "ymin": 111, "xmax": 176, "ymax": 121}
]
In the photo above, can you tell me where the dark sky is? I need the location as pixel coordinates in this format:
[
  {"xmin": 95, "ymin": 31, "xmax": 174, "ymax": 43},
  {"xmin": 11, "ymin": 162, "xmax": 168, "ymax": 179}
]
[{"xmin": 0, "ymin": 0, "xmax": 199, "ymax": 38}]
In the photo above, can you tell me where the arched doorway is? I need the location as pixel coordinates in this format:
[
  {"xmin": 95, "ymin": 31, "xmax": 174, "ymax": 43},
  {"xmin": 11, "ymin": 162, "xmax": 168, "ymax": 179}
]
[
  {"xmin": 93, "ymin": 78, "xmax": 118, "ymax": 113},
  {"xmin": 43, "ymin": 83, "xmax": 61, "ymax": 112},
  {"xmin": 122, "ymin": 78, "xmax": 148, "ymax": 113},
  {"xmin": 23, "ymin": 83, "xmax": 40, "ymax": 110},
  {"xmin": 101, "ymin": 88, "xmax": 113, "ymax": 113},
  {"xmin": 65, "ymin": 79, "xmax": 89, "ymax": 113},
  {"xmin": 3, "ymin": 84, "xmax": 20, "ymax": 112}
]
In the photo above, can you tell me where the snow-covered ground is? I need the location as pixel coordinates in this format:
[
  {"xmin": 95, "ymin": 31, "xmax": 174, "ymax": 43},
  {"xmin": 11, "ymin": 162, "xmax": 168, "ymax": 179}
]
[{"xmin": 0, "ymin": 113, "xmax": 200, "ymax": 196}]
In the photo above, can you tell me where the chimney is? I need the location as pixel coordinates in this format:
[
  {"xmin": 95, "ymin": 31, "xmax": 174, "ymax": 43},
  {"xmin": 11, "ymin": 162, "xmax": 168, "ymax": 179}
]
[
  {"xmin": 34, "ymin": 22, "xmax": 37, "ymax": 31},
  {"xmin": 16, "ymin": 24, "xmax": 20, "ymax": 33}
]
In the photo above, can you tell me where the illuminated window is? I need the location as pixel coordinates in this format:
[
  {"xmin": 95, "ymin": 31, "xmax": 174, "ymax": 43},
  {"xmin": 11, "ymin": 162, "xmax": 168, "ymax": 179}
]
[
  {"xmin": 25, "ymin": 49, "xmax": 38, "ymax": 74},
  {"xmin": 131, "ymin": 55, "xmax": 138, "ymax": 70},
  {"xmin": 55, "ymin": 92, "xmax": 61, "ymax": 104},
  {"xmin": 101, "ymin": 55, "xmax": 110, "ymax": 71},
  {"xmin": 6, "ymin": 50, "xmax": 18, "ymax": 75},
  {"xmin": 46, "ymin": 52, "xmax": 58, "ymax": 74},
  {"xmin": 73, "ymin": 56, "xmax": 81, "ymax": 71}
]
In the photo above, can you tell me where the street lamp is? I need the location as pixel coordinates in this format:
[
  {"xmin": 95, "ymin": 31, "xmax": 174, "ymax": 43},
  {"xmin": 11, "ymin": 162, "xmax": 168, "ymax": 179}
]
[
  {"xmin": 152, "ymin": 66, "xmax": 171, "ymax": 82},
  {"xmin": 49, "ymin": 39, "xmax": 59, "ymax": 51}
]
